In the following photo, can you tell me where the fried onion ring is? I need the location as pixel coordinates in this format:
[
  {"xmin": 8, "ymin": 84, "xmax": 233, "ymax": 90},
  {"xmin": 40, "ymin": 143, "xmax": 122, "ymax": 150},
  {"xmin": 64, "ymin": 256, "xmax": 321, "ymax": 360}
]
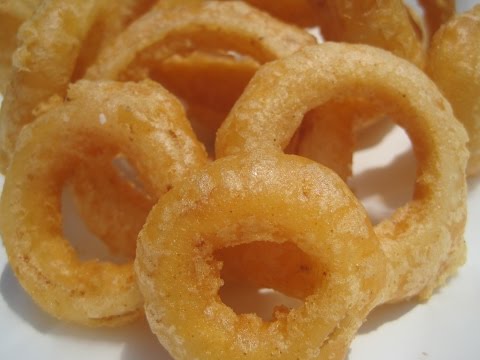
[
  {"xmin": 86, "ymin": 1, "xmax": 314, "ymax": 81},
  {"xmin": 0, "ymin": 0, "xmax": 105, "ymax": 173},
  {"xmin": 85, "ymin": 0, "xmax": 313, "ymax": 148},
  {"xmin": 217, "ymin": 43, "xmax": 468, "ymax": 302},
  {"xmin": 0, "ymin": 0, "xmax": 41, "ymax": 94},
  {"xmin": 0, "ymin": 80, "xmax": 208, "ymax": 326},
  {"xmin": 234, "ymin": 0, "xmax": 424, "ymax": 67},
  {"xmin": 71, "ymin": 0, "xmax": 314, "ymax": 258},
  {"xmin": 0, "ymin": 0, "xmax": 158, "ymax": 173},
  {"xmin": 135, "ymin": 153, "xmax": 387, "ymax": 360},
  {"xmin": 427, "ymin": 5, "xmax": 480, "ymax": 176},
  {"xmin": 317, "ymin": 0, "xmax": 425, "ymax": 68}
]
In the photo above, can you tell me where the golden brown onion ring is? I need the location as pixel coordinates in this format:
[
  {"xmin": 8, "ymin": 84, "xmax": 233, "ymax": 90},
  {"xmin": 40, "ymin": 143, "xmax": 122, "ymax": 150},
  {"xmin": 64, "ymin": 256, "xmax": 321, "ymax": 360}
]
[
  {"xmin": 72, "ymin": 0, "xmax": 315, "ymax": 258},
  {"xmin": 317, "ymin": 0, "xmax": 425, "ymax": 68},
  {"xmin": 135, "ymin": 153, "xmax": 387, "ymax": 360},
  {"xmin": 217, "ymin": 43, "xmax": 468, "ymax": 302},
  {"xmin": 84, "ymin": 0, "xmax": 313, "ymax": 150},
  {"xmin": 77, "ymin": 54, "xmax": 261, "ymax": 260},
  {"xmin": 0, "ymin": 0, "xmax": 158, "ymax": 173},
  {"xmin": 427, "ymin": 5, "xmax": 480, "ymax": 176},
  {"xmin": 0, "ymin": 80, "xmax": 208, "ymax": 326},
  {"xmin": 85, "ymin": 1, "xmax": 315, "ymax": 80},
  {"xmin": 0, "ymin": 0, "xmax": 105, "ymax": 173},
  {"xmin": 233, "ymin": 0, "xmax": 424, "ymax": 67},
  {"xmin": 0, "ymin": 0, "xmax": 41, "ymax": 94}
]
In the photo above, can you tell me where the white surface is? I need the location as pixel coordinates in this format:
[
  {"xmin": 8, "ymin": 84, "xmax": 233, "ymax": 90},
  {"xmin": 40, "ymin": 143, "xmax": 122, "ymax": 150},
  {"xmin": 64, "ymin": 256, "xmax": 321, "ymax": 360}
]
[{"xmin": 1, "ymin": 1, "xmax": 480, "ymax": 359}]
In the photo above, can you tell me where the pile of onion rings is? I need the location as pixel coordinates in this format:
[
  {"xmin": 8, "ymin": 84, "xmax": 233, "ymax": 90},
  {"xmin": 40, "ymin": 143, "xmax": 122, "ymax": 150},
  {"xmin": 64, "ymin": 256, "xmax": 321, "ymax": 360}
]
[{"xmin": 0, "ymin": 0, "xmax": 477, "ymax": 359}]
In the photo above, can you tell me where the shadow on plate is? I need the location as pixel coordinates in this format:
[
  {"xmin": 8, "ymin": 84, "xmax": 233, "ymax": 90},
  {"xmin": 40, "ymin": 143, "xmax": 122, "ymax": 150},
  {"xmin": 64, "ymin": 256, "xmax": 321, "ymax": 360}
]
[
  {"xmin": 219, "ymin": 282, "xmax": 302, "ymax": 321},
  {"xmin": 121, "ymin": 319, "xmax": 172, "ymax": 360},
  {"xmin": 358, "ymin": 301, "xmax": 417, "ymax": 335},
  {"xmin": 355, "ymin": 118, "xmax": 395, "ymax": 151},
  {"xmin": 468, "ymin": 173, "xmax": 480, "ymax": 193},
  {"xmin": 1, "ymin": 262, "xmax": 165, "ymax": 351},
  {"xmin": 351, "ymin": 149, "xmax": 416, "ymax": 224},
  {"xmin": 0, "ymin": 264, "xmax": 57, "ymax": 332}
]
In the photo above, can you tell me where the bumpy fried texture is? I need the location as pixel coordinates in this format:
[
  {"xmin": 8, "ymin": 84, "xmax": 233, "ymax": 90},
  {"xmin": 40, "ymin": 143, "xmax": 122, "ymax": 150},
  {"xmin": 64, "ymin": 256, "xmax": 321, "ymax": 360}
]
[
  {"xmin": 217, "ymin": 43, "xmax": 468, "ymax": 302},
  {"xmin": 0, "ymin": 0, "xmax": 158, "ymax": 173},
  {"xmin": 233, "ymin": 0, "xmax": 424, "ymax": 67},
  {"xmin": 316, "ymin": 0, "xmax": 425, "ymax": 68},
  {"xmin": 135, "ymin": 153, "xmax": 387, "ymax": 360},
  {"xmin": 0, "ymin": 0, "xmax": 41, "ymax": 94},
  {"xmin": 72, "ymin": 0, "xmax": 158, "ymax": 81},
  {"xmin": 85, "ymin": 0, "xmax": 314, "ymax": 149},
  {"xmin": 86, "ymin": 1, "xmax": 314, "ymax": 80},
  {"xmin": 0, "ymin": 80, "xmax": 208, "ymax": 326},
  {"xmin": 0, "ymin": 0, "xmax": 103, "ymax": 173},
  {"xmin": 427, "ymin": 5, "xmax": 480, "ymax": 176},
  {"xmin": 74, "ymin": 1, "xmax": 315, "ymax": 257}
]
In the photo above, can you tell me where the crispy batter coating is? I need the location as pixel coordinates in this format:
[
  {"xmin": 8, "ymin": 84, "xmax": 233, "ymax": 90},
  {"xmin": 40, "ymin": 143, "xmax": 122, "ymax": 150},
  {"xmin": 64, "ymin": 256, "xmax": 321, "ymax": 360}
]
[
  {"xmin": 0, "ymin": 80, "xmax": 208, "ymax": 326},
  {"xmin": 217, "ymin": 43, "xmax": 468, "ymax": 302},
  {"xmin": 427, "ymin": 5, "xmax": 480, "ymax": 176},
  {"xmin": 0, "ymin": 0, "xmax": 41, "ymax": 94},
  {"xmin": 0, "ymin": 0, "xmax": 157, "ymax": 173},
  {"xmin": 136, "ymin": 153, "xmax": 387, "ymax": 360},
  {"xmin": 317, "ymin": 0, "xmax": 425, "ymax": 68},
  {"xmin": 74, "ymin": 1, "xmax": 316, "ymax": 257},
  {"xmin": 234, "ymin": 0, "xmax": 425, "ymax": 67},
  {"xmin": 86, "ymin": 1, "xmax": 314, "ymax": 80}
]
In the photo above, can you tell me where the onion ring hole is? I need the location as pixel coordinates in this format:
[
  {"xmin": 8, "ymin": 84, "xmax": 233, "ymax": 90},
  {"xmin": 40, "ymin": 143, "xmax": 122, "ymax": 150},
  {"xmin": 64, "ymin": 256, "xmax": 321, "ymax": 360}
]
[
  {"xmin": 286, "ymin": 102, "xmax": 417, "ymax": 225},
  {"xmin": 111, "ymin": 154, "xmax": 149, "ymax": 195},
  {"xmin": 61, "ymin": 184, "xmax": 127, "ymax": 264},
  {"xmin": 60, "ymin": 151, "xmax": 153, "ymax": 263},
  {"xmin": 350, "ymin": 121, "xmax": 417, "ymax": 225},
  {"xmin": 214, "ymin": 241, "xmax": 317, "ymax": 321}
]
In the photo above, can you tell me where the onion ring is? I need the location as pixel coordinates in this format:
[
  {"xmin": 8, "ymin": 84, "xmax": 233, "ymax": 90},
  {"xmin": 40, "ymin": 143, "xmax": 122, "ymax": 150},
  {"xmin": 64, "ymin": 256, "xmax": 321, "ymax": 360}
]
[
  {"xmin": 0, "ymin": 79, "xmax": 208, "ymax": 326},
  {"xmin": 84, "ymin": 0, "xmax": 313, "ymax": 149},
  {"xmin": 0, "ymin": 0, "xmax": 158, "ymax": 173},
  {"xmin": 0, "ymin": 0, "xmax": 41, "ymax": 94},
  {"xmin": 135, "ymin": 153, "xmax": 387, "ymax": 360},
  {"xmin": 217, "ymin": 43, "xmax": 468, "ymax": 302},
  {"xmin": 427, "ymin": 5, "xmax": 480, "ymax": 176},
  {"xmin": 72, "ymin": 0, "xmax": 315, "ymax": 258},
  {"xmin": 317, "ymin": 0, "xmax": 425, "ymax": 68},
  {"xmin": 86, "ymin": 1, "xmax": 314, "ymax": 81},
  {"xmin": 234, "ymin": 0, "xmax": 424, "ymax": 67}
]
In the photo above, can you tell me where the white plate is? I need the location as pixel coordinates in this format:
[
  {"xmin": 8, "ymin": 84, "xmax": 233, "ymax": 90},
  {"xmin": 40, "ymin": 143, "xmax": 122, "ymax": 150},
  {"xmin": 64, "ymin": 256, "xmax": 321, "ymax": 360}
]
[{"xmin": 1, "ymin": 1, "xmax": 480, "ymax": 359}]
